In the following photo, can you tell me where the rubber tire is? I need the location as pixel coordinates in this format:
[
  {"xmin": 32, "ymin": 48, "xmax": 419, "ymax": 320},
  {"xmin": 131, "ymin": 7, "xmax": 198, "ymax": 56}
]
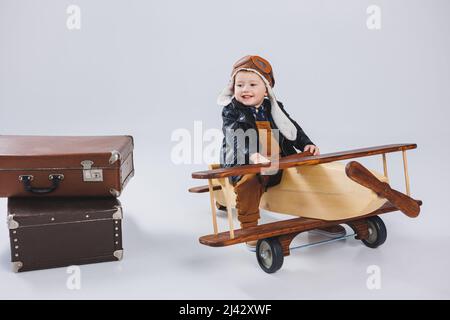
[
  {"xmin": 362, "ymin": 216, "xmax": 387, "ymax": 248},
  {"xmin": 256, "ymin": 237, "xmax": 284, "ymax": 274}
]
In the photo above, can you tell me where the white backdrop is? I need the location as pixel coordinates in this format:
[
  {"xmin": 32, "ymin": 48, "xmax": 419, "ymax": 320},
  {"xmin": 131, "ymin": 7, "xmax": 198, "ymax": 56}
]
[{"xmin": 0, "ymin": 0, "xmax": 449, "ymax": 299}]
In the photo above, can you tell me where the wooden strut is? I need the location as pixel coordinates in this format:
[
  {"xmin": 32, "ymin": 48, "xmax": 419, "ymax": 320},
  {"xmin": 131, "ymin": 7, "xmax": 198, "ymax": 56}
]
[
  {"xmin": 382, "ymin": 153, "xmax": 388, "ymax": 179},
  {"xmin": 402, "ymin": 150, "xmax": 411, "ymax": 196},
  {"xmin": 207, "ymin": 179, "xmax": 218, "ymax": 235},
  {"xmin": 224, "ymin": 178, "xmax": 235, "ymax": 239},
  {"xmin": 278, "ymin": 233, "xmax": 300, "ymax": 256},
  {"xmin": 346, "ymin": 219, "xmax": 370, "ymax": 240}
]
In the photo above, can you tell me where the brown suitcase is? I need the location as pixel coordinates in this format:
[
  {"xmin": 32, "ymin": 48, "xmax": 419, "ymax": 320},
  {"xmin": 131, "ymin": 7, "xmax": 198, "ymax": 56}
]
[
  {"xmin": 7, "ymin": 197, "xmax": 124, "ymax": 272},
  {"xmin": 0, "ymin": 135, "xmax": 134, "ymax": 197}
]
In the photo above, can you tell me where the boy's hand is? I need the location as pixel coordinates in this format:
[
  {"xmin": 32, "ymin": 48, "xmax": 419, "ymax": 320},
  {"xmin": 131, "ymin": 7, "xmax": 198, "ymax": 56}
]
[
  {"xmin": 250, "ymin": 153, "xmax": 271, "ymax": 164},
  {"xmin": 304, "ymin": 144, "xmax": 320, "ymax": 155}
]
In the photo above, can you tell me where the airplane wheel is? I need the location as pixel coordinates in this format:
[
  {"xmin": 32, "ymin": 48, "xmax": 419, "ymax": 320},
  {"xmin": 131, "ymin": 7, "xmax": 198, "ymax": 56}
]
[
  {"xmin": 215, "ymin": 202, "xmax": 227, "ymax": 211},
  {"xmin": 362, "ymin": 216, "xmax": 387, "ymax": 248},
  {"xmin": 256, "ymin": 238, "xmax": 284, "ymax": 273}
]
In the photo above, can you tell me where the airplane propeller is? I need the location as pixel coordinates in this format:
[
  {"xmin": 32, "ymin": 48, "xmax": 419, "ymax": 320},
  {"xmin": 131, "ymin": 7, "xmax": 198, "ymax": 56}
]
[{"xmin": 345, "ymin": 161, "xmax": 420, "ymax": 218}]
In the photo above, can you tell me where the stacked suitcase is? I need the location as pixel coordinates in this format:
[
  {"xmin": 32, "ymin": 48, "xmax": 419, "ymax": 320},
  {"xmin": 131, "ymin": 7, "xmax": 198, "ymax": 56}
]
[{"xmin": 1, "ymin": 135, "xmax": 134, "ymax": 272}]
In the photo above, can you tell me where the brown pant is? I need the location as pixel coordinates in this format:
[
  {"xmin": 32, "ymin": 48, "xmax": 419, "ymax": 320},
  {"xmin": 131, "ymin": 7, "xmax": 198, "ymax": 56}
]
[{"xmin": 233, "ymin": 174, "xmax": 268, "ymax": 229}]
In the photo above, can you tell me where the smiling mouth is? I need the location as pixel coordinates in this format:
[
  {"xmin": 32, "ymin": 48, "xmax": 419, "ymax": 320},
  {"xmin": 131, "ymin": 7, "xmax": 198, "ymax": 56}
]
[{"xmin": 242, "ymin": 95, "xmax": 253, "ymax": 99}]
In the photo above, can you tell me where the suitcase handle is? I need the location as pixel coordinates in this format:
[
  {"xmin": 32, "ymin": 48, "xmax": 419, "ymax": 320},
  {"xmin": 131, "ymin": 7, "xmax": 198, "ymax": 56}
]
[{"xmin": 19, "ymin": 174, "xmax": 64, "ymax": 194}]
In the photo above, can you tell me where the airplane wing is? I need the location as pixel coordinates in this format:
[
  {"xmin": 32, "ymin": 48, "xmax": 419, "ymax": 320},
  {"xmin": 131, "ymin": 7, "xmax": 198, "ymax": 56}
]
[{"xmin": 191, "ymin": 143, "xmax": 417, "ymax": 180}]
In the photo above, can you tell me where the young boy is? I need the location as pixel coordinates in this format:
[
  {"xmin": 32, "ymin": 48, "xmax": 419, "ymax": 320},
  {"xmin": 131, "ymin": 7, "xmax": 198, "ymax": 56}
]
[{"xmin": 218, "ymin": 55, "xmax": 345, "ymax": 249}]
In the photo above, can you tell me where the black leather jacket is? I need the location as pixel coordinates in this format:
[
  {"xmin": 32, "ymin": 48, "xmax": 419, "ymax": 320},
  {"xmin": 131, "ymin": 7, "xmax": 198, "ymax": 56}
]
[{"xmin": 220, "ymin": 98, "xmax": 315, "ymax": 185}]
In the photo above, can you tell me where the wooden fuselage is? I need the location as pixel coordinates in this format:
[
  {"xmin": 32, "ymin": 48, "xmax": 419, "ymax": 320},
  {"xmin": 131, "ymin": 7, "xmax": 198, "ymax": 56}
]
[{"xmin": 213, "ymin": 162, "xmax": 388, "ymax": 221}]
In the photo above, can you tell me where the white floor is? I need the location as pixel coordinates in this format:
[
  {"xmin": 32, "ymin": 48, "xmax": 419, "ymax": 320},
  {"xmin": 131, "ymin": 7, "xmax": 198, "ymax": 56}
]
[
  {"xmin": 1, "ymin": 0, "xmax": 449, "ymax": 301},
  {"xmin": 1, "ymin": 172, "xmax": 449, "ymax": 300}
]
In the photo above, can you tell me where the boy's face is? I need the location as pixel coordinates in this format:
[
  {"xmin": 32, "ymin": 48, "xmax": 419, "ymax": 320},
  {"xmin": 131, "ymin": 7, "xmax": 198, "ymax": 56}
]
[{"xmin": 234, "ymin": 71, "xmax": 267, "ymax": 107}]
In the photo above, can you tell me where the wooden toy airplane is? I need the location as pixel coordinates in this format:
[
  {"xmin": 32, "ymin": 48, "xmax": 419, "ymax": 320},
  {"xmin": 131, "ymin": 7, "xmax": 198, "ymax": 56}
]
[{"xmin": 189, "ymin": 144, "xmax": 422, "ymax": 273}]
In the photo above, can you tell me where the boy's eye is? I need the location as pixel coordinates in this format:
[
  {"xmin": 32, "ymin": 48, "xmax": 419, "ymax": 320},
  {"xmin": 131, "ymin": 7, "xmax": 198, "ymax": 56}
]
[
  {"xmin": 236, "ymin": 84, "xmax": 243, "ymax": 87},
  {"xmin": 250, "ymin": 84, "xmax": 257, "ymax": 86}
]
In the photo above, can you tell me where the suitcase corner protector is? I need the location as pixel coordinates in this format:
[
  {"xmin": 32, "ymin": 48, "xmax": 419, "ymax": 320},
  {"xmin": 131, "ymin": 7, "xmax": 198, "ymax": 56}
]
[
  {"xmin": 7, "ymin": 214, "xmax": 19, "ymax": 230},
  {"xmin": 109, "ymin": 188, "xmax": 121, "ymax": 197},
  {"xmin": 109, "ymin": 150, "xmax": 121, "ymax": 164},
  {"xmin": 113, "ymin": 250, "xmax": 123, "ymax": 261},
  {"xmin": 113, "ymin": 206, "xmax": 123, "ymax": 220},
  {"xmin": 12, "ymin": 261, "xmax": 23, "ymax": 273}
]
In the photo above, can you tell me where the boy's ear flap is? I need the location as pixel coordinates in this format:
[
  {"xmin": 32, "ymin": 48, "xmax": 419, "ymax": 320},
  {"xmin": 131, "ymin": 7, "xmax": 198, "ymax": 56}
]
[{"xmin": 217, "ymin": 80, "xmax": 235, "ymax": 106}]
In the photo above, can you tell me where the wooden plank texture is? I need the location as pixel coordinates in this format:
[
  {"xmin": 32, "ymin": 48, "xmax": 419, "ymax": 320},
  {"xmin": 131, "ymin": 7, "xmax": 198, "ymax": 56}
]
[
  {"xmin": 192, "ymin": 144, "xmax": 417, "ymax": 180},
  {"xmin": 199, "ymin": 200, "xmax": 422, "ymax": 247}
]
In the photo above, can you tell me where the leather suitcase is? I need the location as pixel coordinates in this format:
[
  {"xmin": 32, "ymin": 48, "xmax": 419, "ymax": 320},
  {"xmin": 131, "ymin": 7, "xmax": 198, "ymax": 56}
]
[
  {"xmin": 7, "ymin": 197, "xmax": 124, "ymax": 272},
  {"xmin": 0, "ymin": 135, "xmax": 134, "ymax": 197}
]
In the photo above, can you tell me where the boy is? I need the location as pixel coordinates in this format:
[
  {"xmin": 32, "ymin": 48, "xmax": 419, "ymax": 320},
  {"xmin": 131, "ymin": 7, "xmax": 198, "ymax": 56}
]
[{"xmin": 218, "ymin": 55, "xmax": 345, "ymax": 250}]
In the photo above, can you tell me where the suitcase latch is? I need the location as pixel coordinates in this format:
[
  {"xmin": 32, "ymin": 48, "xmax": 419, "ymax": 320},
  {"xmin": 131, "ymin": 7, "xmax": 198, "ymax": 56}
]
[{"xmin": 81, "ymin": 160, "xmax": 103, "ymax": 182}]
